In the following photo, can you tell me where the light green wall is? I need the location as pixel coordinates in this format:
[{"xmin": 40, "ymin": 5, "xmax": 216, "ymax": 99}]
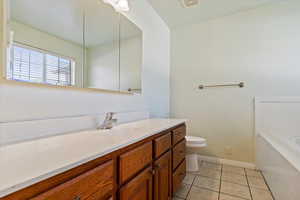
[
  {"xmin": 86, "ymin": 36, "xmax": 142, "ymax": 91},
  {"xmin": 171, "ymin": 1, "xmax": 300, "ymax": 163}
]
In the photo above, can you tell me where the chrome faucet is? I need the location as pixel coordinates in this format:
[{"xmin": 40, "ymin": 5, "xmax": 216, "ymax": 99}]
[{"xmin": 98, "ymin": 112, "xmax": 117, "ymax": 130}]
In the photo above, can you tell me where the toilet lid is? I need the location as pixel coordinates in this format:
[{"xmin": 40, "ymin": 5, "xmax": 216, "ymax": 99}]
[{"xmin": 186, "ymin": 136, "xmax": 206, "ymax": 144}]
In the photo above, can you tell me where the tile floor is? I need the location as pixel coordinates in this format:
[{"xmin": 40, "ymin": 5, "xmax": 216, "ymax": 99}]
[{"xmin": 173, "ymin": 161, "xmax": 274, "ymax": 200}]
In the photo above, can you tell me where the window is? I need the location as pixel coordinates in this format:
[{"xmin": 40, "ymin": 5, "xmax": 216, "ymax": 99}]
[{"xmin": 7, "ymin": 43, "xmax": 75, "ymax": 86}]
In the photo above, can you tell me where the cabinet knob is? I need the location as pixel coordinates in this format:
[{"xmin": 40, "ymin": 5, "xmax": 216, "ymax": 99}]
[
  {"xmin": 152, "ymin": 169, "xmax": 156, "ymax": 175},
  {"xmin": 74, "ymin": 196, "xmax": 81, "ymax": 200},
  {"xmin": 149, "ymin": 169, "xmax": 156, "ymax": 175}
]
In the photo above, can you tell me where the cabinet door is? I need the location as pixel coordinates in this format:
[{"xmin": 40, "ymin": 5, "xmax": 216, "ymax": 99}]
[
  {"xmin": 173, "ymin": 159, "xmax": 186, "ymax": 194},
  {"xmin": 119, "ymin": 167, "xmax": 153, "ymax": 200},
  {"xmin": 154, "ymin": 151, "xmax": 172, "ymax": 200}
]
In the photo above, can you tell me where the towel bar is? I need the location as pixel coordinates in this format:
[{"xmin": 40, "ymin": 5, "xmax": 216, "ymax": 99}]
[{"xmin": 199, "ymin": 82, "xmax": 244, "ymax": 90}]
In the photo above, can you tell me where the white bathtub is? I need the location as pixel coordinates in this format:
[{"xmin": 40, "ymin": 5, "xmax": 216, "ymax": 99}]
[{"xmin": 255, "ymin": 98, "xmax": 300, "ymax": 200}]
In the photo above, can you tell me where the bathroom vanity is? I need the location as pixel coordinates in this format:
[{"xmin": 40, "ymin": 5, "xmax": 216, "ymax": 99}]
[{"xmin": 0, "ymin": 119, "xmax": 186, "ymax": 200}]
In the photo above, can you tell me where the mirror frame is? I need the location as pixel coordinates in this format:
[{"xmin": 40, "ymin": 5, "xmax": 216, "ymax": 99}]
[{"xmin": 0, "ymin": 0, "xmax": 140, "ymax": 95}]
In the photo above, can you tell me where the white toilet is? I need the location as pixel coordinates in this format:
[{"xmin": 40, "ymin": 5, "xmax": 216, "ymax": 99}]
[{"xmin": 185, "ymin": 136, "xmax": 207, "ymax": 172}]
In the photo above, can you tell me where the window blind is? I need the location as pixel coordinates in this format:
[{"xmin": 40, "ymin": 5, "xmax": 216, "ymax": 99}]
[{"xmin": 7, "ymin": 44, "xmax": 75, "ymax": 86}]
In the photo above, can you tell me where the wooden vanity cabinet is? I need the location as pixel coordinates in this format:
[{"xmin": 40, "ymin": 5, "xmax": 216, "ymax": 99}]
[
  {"xmin": 154, "ymin": 151, "xmax": 172, "ymax": 200},
  {"xmin": 1, "ymin": 124, "xmax": 186, "ymax": 200}
]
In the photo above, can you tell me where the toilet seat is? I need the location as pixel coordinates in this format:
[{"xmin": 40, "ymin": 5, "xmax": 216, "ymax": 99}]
[{"xmin": 186, "ymin": 136, "xmax": 207, "ymax": 147}]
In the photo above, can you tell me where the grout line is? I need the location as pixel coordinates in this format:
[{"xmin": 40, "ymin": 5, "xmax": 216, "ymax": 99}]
[
  {"xmin": 192, "ymin": 186, "xmax": 249, "ymax": 200},
  {"xmin": 260, "ymin": 171, "xmax": 276, "ymax": 200},
  {"xmin": 185, "ymin": 167, "xmax": 199, "ymax": 199},
  {"xmin": 218, "ymin": 164, "xmax": 223, "ymax": 200},
  {"xmin": 222, "ymin": 169, "xmax": 247, "ymax": 176},
  {"xmin": 184, "ymin": 160, "xmax": 210, "ymax": 199},
  {"xmin": 192, "ymin": 185, "xmax": 220, "ymax": 193},
  {"xmin": 219, "ymin": 192, "xmax": 251, "ymax": 200},
  {"xmin": 220, "ymin": 172, "xmax": 249, "ymax": 187},
  {"xmin": 221, "ymin": 180, "xmax": 248, "ymax": 187},
  {"xmin": 244, "ymin": 168, "xmax": 254, "ymax": 200},
  {"xmin": 193, "ymin": 161, "xmax": 263, "ymax": 200},
  {"xmin": 195, "ymin": 174, "xmax": 221, "ymax": 181},
  {"xmin": 193, "ymin": 175, "xmax": 221, "ymax": 181}
]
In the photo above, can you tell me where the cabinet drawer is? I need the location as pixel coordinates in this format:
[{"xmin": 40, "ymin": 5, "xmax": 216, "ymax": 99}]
[
  {"xmin": 154, "ymin": 133, "xmax": 171, "ymax": 158},
  {"xmin": 32, "ymin": 160, "xmax": 114, "ymax": 200},
  {"xmin": 119, "ymin": 142, "xmax": 153, "ymax": 184},
  {"xmin": 172, "ymin": 159, "xmax": 186, "ymax": 194},
  {"xmin": 172, "ymin": 125, "xmax": 186, "ymax": 145},
  {"xmin": 172, "ymin": 139, "xmax": 186, "ymax": 170},
  {"xmin": 119, "ymin": 167, "xmax": 153, "ymax": 200}
]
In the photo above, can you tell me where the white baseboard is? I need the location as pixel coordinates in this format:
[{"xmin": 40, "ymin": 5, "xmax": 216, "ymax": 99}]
[{"xmin": 197, "ymin": 155, "xmax": 256, "ymax": 169}]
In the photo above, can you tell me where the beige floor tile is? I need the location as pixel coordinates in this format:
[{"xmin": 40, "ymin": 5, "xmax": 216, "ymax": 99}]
[
  {"xmin": 251, "ymin": 188, "xmax": 274, "ymax": 200},
  {"xmin": 183, "ymin": 173, "xmax": 196, "ymax": 185},
  {"xmin": 221, "ymin": 181, "xmax": 251, "ymax": 200},
  {"xmin": 193, "ymin": 176, "xmax": 220, "ymax": 192},
  {"xmin": 222, "ymin": 165, "xmax": 245, "ymax": 176},
  {"xmin": 187, "ymin": 187, "xmax": 219, "ymax": 200},
  {"xmin": 174, "ymin": 183, "xmax": 191, "ymax": 199},
  {"xmin": 219, "ymin": 194, "xmax": 246, "ymax": 200},
  {"xmin": 247, "ymin": 177, "xmax": 269, "ymax": 190},
  {"xmin": 222, "ymin": 171, "xmax": 248, "ymax": 186},
  {"xmin": 246, "ymin": 169, "xmax": 264, "ymax": 178},
  {"xmin": 195, "ymin": 167, "xmax": 221, "ymax": 179},
  {"xmin": 202, "ymin": 161, "xmax": 222, "ymax": 171}
]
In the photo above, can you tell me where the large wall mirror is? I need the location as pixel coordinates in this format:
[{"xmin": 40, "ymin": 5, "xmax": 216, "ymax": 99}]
[{"xmin": 5, "ymin": 0, "xmax": 142, "ymax": 94}]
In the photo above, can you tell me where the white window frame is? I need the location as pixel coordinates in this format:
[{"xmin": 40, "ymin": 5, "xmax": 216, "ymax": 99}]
[{"xmin": 7, "ymin": 42, "xmax": 76, "ymax": 86}]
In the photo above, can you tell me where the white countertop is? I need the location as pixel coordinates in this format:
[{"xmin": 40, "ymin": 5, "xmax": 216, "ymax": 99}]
[{"xmin": 0, "ymin": 118, "xmax": 186, "ymax": 197}]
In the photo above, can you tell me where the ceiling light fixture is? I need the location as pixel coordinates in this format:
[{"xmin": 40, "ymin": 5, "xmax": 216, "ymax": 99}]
[
  {"xmin": 180, "ymin": 0, "xmax": 199, "ymax": 8},
  {"xmin": 102, "ymin": 0, "xmax": 130, "ymax": 12}
]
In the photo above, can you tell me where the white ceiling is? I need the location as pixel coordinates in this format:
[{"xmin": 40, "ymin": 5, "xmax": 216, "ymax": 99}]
[
  {"xmin": 10, "ymin": 0, "xmax": 142, "ymax": 47},
  {"xmin": 147, "ymin": 0, "xmax": 281, "ymax": 28}
]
